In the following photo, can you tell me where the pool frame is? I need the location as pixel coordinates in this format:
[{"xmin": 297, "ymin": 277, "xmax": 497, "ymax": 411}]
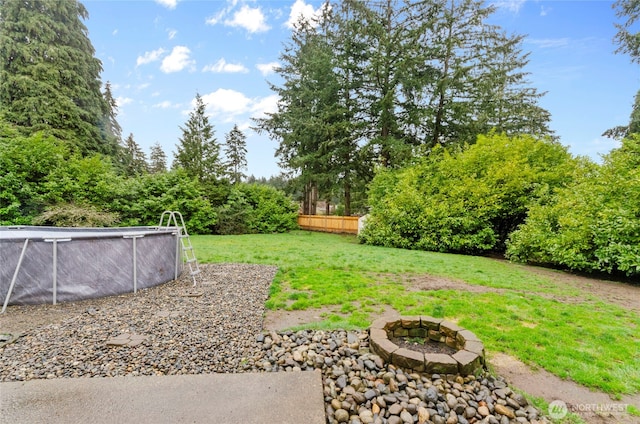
[{"xmin": 1, "ymin": 226, "xmax": 184, "ymax": 312}]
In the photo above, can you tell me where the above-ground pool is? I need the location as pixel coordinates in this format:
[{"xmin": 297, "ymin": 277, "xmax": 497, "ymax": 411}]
[{"xmin": 1, "ymin": 226, "xmax": 183, "ymax": 310}]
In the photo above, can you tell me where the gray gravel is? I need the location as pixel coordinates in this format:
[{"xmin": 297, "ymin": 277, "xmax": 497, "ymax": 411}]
[
  {"xmin": 0, "ymin": 263, "xmax": 276, "ymax": 379},
  {"xmin": 0, "ymin": 263, "xmax": 550, "ymax": 424}
]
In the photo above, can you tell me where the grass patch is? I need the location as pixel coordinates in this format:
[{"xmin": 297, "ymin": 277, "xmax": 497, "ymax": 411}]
[{"xmin": 191, "ymin": 231, "xmax": 640, "ymax": 397}]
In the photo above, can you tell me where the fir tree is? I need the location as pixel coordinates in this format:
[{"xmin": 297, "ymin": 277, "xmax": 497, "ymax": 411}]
[
  {"xmin": 148, "ymin": 142, "xmax": 168, "ymax": 174},
  {"xmin": 102, "ymin": 81, "xmax": 122, "ymax": 142},
  {"xmin": 224, "ymin": 125, "xmax": 248, "ymax": 184},
  {"xmin": 613, "ymin": 0, "xmax": 640, "ymax": 63},
  {"xmin": 174, "ymin": 93, "xmax": 222, "ymax": 182},
  {"xmin": 0, "ymin": 0, "xmax": 111, "ymax": 156},
  {"xmin": 121, "ymin": 133, "xmax": 148, "ymax": 176}
]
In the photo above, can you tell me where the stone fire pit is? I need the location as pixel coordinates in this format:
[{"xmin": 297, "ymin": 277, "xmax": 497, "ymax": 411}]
[{"xmin": 369, "ymin": 316, "xmax": 485, "ymax": 375}]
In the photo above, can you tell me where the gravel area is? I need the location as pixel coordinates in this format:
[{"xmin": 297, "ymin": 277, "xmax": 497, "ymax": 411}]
[
  {"xmin": 1, "ymin": 263, "xmax": 551, "ymax": 424},
  {"xmin": 0, "ymin": 263, "xmax": 276, "ymax": 379}
]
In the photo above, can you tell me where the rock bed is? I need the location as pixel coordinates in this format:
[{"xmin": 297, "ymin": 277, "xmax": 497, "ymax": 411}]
[
  {"xmin": 254, "ymin": 330, "xmax": 549, "ymax": 424},
  {"xmin": 0, "ymin": 264, "xmax": 549, "ymax": 424}
]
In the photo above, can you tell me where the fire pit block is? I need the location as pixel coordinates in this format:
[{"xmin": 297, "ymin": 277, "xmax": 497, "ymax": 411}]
[
  {"xmin": 369, "ymin": 328, "xmax": 398, "ymax": 363},
  {"xmin": 425, "ymin": 353, "xmax": 459, "ymax": 374},
  {"xmin": 393, "ymin": 348, "xmax": 425, "ymax": 372},
  {"xmin": 368, "ymin": 316, "xmax": 485, "ymax": 375}
]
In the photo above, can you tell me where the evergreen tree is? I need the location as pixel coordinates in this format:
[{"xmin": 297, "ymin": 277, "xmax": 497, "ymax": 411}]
[
  {"xmin": 121, "ymin": 133, "xmax": 147, "ymax": 176},
  {"xmin": 355, "ymin": 0, "xmax": 418, "ymax": 168},
  {"xmin": 604, "ymin": 1, "xmax": 640, "ymax": 139},
  {"xmin": 224, "ymin": 125, "xmax": 248, "ymax": 185},
  {"xmin": 409, "ymin": 0, "xmax": 552, "ymax": 147},
  {"xmin": 148, "ymin": 142, "xmax": 168, "ymax": 174},
  {"xmin": 466, "ymin": 33, "xmax": 552, "ymax": 139},
  {"xmin": 174, "ymin": 93, "xmax": 222, "ymax": 182},
  {"xmin": 259, "ymin": 0, "xmax": 552, "ymax": 212},
  {"xmin": 325, "ymin": 0, "xmax": 373, "ymax": 214},
  {"xmin": 99, "ymin": 80, "xmax": 122, "ymax": 162},
  {"xmin": 255, "ymin": 7, "xmax": 341, "ymax": 214},
  {"xmin": 0, "ymin": 0, "xmax": 111, "ymax": 156},
  {"xmin": 102, "ymin": 81, "xmax": 122, "ymax": 142},
  {"xmin": 613, "ymin": 0, "xmax": 640, "ymax": 63}
]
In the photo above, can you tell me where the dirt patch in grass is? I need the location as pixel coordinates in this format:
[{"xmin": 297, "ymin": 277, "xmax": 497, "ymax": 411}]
[
  {"xmin": 400, "ymin": 273, "xmax": 500, "ymax": 294},
  {"xmin": 399, "ymin": 266, "xmax": 640, "ymax": 313},
  {"xmin": 513, "ymin": 263, "xmax": 640, "ymax": 313}
]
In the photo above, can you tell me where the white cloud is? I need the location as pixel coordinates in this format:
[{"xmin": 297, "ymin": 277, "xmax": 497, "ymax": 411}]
[
  {"xmin": 527, "ymin": 38, "xmax": 570, "ymax": 49},
  {"xmin": 112, "ymin": 29, "xmax": 118, "ymax": 36},
  {"xmin": 206, "ymin": 9, "xmax": 227, "ymax": 26},
  {"xmin": 202, "ymin": 58, "xmax": 249, "ymax": 73},
  {"xmin": 137, "ymin": 83, "xmax": 151, "ymax": 90},
  {"xmin": 237, "ymin": 121, "xmax": 252, "ymax": 132},
  {"xmin": 256, "ymin": 61, "xmax": 279, "ymax": 76},
  {"xmin": 540, "ymin": 5, "xmax": 550, "ymax": 17},
  {"xmin": 116, "ymin": 96, "xmax": 133, "ymax": 108},
  {"xmin": 167, "ymin": 29, "xmax": 177, "ymax": 40},
  {"xmin": 160, "ymin": 46, "xmax": 195, "ymax": 73},
  {"xmin": 194, "ymin": 89, "xmax": 277, "ymax": 124},
  {"xmin": 286, "ymin": 0, "xmax": 325, "ymax": 29},
  {"xmin": 153, "ymin": 100, "xmax": 174, "ymax": 109},
  {"xmin": 225, "ymin": 5, "xmax": 270, "ymax": 33},
  {"xmin": 136, "ymin": 48, "xmax": 166, "ymax": 67},
  {"xmin": 493, "ymin": 0, "xmax": 526, "ymax": 14},
  {"xmin": 251, "ymin": 94, "xmax": 279, "ymax": 117},
  {"xmin": 201, "ymin": 89, "xmax": 252, "ymax": 118},
  {"xmin": 155, "ymin": 0, "xmax": 178, "ymax": 10}
]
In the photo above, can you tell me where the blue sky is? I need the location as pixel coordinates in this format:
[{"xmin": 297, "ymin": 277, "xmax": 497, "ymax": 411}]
[{"xmin": 83, "ymin": 0, "xmax": 638, "ymax": 178}]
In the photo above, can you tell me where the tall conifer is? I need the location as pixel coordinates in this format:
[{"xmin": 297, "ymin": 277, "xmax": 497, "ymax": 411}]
[
  {"xmin": 0, "ymin": 0, "xmax": 111, "ymax": 156},
  {"xmin": 174, "ymin": 93, "xmax": 222, "ymax": 183}
]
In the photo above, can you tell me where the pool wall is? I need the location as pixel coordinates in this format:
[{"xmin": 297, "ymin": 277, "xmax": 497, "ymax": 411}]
[{"xmin": 1, "ymin": 226, "xmax": 183, "ymax": 307}]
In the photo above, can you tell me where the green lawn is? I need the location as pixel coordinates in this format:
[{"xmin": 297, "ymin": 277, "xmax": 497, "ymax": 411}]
[{"xmin": 192, "ymin": 231, "xmax": 640, "ymax": 397}]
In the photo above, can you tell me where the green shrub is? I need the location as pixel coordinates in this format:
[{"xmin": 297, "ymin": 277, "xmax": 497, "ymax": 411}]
[
  {"xmin": 360, "ymin": 133, "xmax": 577, "ymax": 254},
  {"xmin": 214, "ymin": 188, "xmax": 250, "ymax": 235},
  {"xmin": 507, "ymin": 135, "xmax": 640, "ymax": 276},
  {"xmin": 0, "ymin": 127, "xmax": 70, "ymax": 225},
  {"xmin": 215, "ymin": 183, "xmax": 298, "ymax": 234},
  {"xmin": 0, "ymin": 121, "xmax": 215, "ymax": 233},
  {"xmin": 43, "ymin": 154, "xmax": 124, "ymax": 210},
  {"xmin": 111, "ymin": 170, "xmax": 218, "ymax": 234}
]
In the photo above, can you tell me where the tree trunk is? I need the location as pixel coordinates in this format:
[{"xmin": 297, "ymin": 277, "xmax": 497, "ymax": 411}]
[{"xmin": 344, "ymin": 181, "xmax": 351, "ymax": 216}]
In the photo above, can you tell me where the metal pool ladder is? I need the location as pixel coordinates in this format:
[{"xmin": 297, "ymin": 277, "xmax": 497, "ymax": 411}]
[{"xmin": 158, "ymin": 211, "xmax": 200, "ymax": 286}]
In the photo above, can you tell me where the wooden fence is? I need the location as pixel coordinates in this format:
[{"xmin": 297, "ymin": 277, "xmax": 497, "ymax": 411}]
[{"xmin": 297, "ymin": 215, "xmax": 360, "ymax": 234}]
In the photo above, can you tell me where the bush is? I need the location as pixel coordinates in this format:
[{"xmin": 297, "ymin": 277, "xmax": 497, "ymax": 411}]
[
  {"xmin": 33, "ymin": 203, "xmax": 119, "ymax": 227},
  {"xmin": 0, "ymin": 127, "xmax": 70, "ymax": 225},
  {"xmin": 215, "ymin": 183, "xmax": 298, "ymax": 234},
  {"xmin": 214, "ymin": 188, "xmax": 250, "ymax": 235},
  {"xmin": 0, "ymin": 121, "xmax": 214, "ymax": 233},
  {"xmin": 359, "ymin": 133, "xmax": 578, "ymax": 254},
  {"xmin": 507, "ymin": 135, "xmax": 640, "ymax": 276},
  {"xmin": 111, "ymin": 170, "xmax": 218, "ymax": 234},
  {"xmin": 43, "ymin": 154, "xmax": 124, "ymax": 210}
]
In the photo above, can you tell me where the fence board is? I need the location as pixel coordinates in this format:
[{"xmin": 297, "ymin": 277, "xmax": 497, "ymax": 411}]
[{"xmin": 297, "ymin": 215, "xmax": 359, "ymax": 234}]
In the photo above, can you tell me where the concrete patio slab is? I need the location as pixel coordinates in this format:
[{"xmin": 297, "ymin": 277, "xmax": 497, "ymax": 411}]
[{"xmin": 0, "ymin": 370, "xmax": 325, "ymax": 424}]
